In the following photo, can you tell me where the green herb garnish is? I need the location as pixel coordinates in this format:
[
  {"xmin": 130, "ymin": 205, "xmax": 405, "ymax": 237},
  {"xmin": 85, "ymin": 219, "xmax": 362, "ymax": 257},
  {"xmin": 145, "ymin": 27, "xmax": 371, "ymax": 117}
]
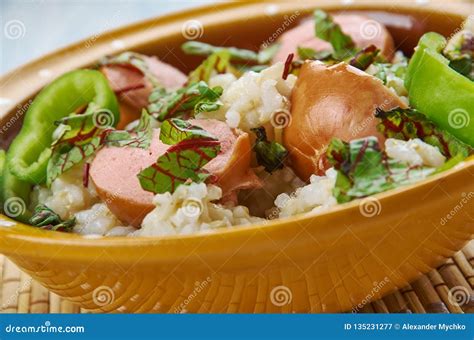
[
  {"xmin": 326, "ymin": 136, "xmax": 434, "ymax": 203},
  {"xmin": 182, "ymin": 41, "xmax": 280, "ymax": 66},
  {"xmin": 182, "ymin": 41, "xmax": 256, "ymax": 62},
  {"xmin": 47, "ymin": 103, "xmax": 106, "ymax": 186},
  {"xmin": 349, "ymin": 45, "xmax": 380, "ymax": 70},
  {"xmin": 188, "ymin": 51, "xmax": 232, "ymax": 83},
  {"xmin": 375, "ymin": 107, "xmax": 473, "ymax": 159},
  {"xmin": 47, "ymin": 106, "xmax": 153, "ymax": 186},
  {"xmin": 296, "ymin": 46, "xmax": 332, "ymax": 61},
  {"xmin": 251, "ymin": 127, "xmax": 288, "ymax": 173},
  {"xmin": 137, "ymin": 119, "xmax": 221, "ymax": 194},
  {"xmin": 159, "ymin": 118, "xmax": 216, "ymax": 144},
  {"xmin": 443, "ymin": 18, "xmax": 473, "ymax": 80},
  {"xmin": 147, "ymin": 81, "xmax": 223, "ymax": 121},
  {"xmin": 99, "ymin": 52, "xmax": 161, "ymax": 87},
  {"xmin": 314, "ymin": 10, "xmax": 356, "ymax": 59},
  {"xmin": 104, "ymin": 110, "xmax": 153, "ymax": 149},
  {"xmin": 29, "ymin": 204, "xmax": 76, "ymax": 232}
]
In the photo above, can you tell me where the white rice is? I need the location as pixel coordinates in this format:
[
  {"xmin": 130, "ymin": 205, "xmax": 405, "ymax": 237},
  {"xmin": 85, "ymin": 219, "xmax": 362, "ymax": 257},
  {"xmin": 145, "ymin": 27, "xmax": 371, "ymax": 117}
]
[
  {"xmin": 31, "ymin": 166, "xmax": 99, "ymax": 220},
  {"xmin": 385, "ymin": 138, "xmax": 446, "ymax": 167},
  {"xmin": 74, "ymin": 203, "xmax": 125, "ymax": 235},
  {"xmin": 199, "ymin": 62, "xmax": 296, "ymax": 131},
  {"xmin": 274, "ymin": 168, "xmax": 338, "ymax": 218},
  {"xmin": 136, "ymin": 182, "xmax": 264, "ymax": 237}
]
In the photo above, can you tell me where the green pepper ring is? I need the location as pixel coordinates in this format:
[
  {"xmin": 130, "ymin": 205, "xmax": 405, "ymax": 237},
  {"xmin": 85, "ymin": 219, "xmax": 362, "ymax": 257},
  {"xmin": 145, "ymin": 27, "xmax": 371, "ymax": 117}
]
[
  {"xmin": 405, "ymin": 32, "xmax": 474, "ymax": 147},
  {"xmin": 1, "ymin": 70, "xmax": 118, "ymax": 222},
  {"xmin": 7, "ymin": 69, "xmax": 119, "ymax": 184}
]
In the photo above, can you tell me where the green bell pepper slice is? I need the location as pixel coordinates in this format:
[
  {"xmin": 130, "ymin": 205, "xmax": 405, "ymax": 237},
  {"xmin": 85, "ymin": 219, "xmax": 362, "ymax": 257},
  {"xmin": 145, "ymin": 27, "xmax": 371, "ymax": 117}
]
[
  {"xmin": 0, "ymin": 150, "xmax": 5, "ymax": 203},
  {"xmin": 1, "ymin": 149, "xmax": 32, "ymax": 222},
  {"xmin": 1, "ymin": 70, "xmax": 118, "ymax": 222},
  {"xmin": 7, "ymin": 69, "xmax": 119, "ymax": 184},
  {"xmin": 405, "ymin": 32, "xmax": 474, "ymax": 147}
]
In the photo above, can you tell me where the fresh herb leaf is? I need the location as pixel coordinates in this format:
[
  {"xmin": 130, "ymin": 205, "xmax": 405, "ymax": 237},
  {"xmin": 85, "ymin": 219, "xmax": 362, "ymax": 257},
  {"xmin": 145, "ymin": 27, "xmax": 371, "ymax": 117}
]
[
  {"xmin": 104, "ymin": 109, "xmax": 153, "ymax": 149},
  {"xmin": 48, "ymin": 137, "xmax": 102, "ymax": 186},
  {"xmin": 188, "ymin": 51, "xmax": 232, "ymax": 83},
  {"xmin": 182, "ymin": 41, "xmax": 259, "ymax": 62},
  {"xmin": 182, "ymin": 41, "xmax": 280, "ymax": 65},
  {"xmin": 160, "ymin": 118, "xmax": 216, "ymax": 145},
  {"xmin": 326, "ymin": 136, "xmax": 434, "ymax": 203},
  {"xmin": 314, "ymin": 10, "xmax": 356, "ymax": 59},
  {"xmin": 349, "ymin": 45, "xmax": 380, "ymax": 70},
  {"xmin": 296, "ymin": 46, "xmax": 332, "ymax": 61},
  {"xmin": 29, "ymin": 204, "xmax": 75, "ymax": 232},
  {"xmin": 100, "ymin": 52, "xmax": 161, "ymax": 87},
  {"xmin": 137, "ymin": 122, "xmax": 221, "ymax": 194},
  {"xmin": 443, "ymin": 23, "xmax": 473, "ymax": 79},
  {"xmin": 375, "ymin": 107, "xmax": 473, "ymax": 159},
  {"xmin": 251, "ymin": 127, "xmax": 288, "ymax": 173},
  {"xmin": 48, "ymin": 106, "xmax": 154, "ymax": 186},
  {"xmin": 147, "ymin": 81, "xmax": 223, "ymax": 121},
  {"xmin": 47, "ymin": 104, "xmax": 108, "ymax": 186}
]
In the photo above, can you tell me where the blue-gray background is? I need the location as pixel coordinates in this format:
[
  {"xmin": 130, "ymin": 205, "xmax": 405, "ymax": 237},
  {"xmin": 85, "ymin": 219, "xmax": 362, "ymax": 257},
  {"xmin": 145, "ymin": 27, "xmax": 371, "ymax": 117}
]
[{"xmin": 0, "ymin": 0, "xmax": 217, "ymax": 75}]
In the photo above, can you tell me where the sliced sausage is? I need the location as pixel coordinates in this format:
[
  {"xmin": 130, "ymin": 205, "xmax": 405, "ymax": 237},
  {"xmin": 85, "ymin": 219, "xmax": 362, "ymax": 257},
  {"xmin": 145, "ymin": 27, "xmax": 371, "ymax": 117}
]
[
  {"xmin": 273, "ymin": 14, "xmax": 395, "ymax": 63},
  {"xmin": 101, "ymin": 56, "xmax": 187, "ymax": 128},
  {"xmin": 90, "ymin": 119, "xmax": 261, "ymax": 226},
  {"xmin": 283, "ymin": 61, "xmax": 407, "ymax": 181}
]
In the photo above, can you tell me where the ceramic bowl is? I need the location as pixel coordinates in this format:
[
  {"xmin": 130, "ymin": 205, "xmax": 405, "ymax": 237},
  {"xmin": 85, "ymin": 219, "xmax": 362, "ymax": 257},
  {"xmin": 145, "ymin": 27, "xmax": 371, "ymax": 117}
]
[{"xmin": 0, "ymin": 1, "xmax": 472, "ymax": 313}]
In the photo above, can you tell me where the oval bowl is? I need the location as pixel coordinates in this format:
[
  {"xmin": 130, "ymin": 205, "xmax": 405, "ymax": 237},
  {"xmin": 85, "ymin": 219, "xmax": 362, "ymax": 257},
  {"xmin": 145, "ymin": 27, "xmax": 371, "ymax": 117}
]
[{"xmin": 0, "ymin": 1, "xmax": 473, "ymax": 313}]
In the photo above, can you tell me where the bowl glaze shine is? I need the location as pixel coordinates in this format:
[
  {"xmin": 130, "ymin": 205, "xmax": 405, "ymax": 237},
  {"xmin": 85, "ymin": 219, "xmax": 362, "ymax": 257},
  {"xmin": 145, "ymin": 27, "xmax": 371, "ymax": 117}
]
[{"xmin": 0, "ymin": 1, "xmax": 473, "ymax": 313}]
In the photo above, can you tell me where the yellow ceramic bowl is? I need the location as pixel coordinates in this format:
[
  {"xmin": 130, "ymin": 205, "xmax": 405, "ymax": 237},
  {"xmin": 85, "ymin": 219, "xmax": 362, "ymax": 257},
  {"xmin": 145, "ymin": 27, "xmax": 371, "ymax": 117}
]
[{"xmin": 0, "ymin": 1, "xmax": 473, "ymax": 313}]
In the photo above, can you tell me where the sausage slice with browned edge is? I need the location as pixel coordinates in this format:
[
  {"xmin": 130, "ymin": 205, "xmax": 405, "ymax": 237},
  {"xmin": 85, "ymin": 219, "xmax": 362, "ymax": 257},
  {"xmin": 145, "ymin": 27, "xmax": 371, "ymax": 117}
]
[
  {"xmin": 90, "ymin": 119, "xmax": 262, "ymax": 227},
  {"xmin": 101, "ymin": 56, "xmax": 187, "ymax": 128},
  {"xmin": 283, "ymin": 61, "xmax": 407, "ymax": 181},
  {"xmin": 273, "ymin": 14, "xmax": 395, "ymax": 63}
]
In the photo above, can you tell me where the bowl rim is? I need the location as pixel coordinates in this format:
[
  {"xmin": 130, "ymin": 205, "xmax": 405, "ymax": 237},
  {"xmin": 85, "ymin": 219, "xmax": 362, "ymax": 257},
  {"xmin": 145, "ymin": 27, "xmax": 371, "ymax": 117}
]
[
  {"xmin": 1, "ymin": 159, "xmax": 472, "ymax": 257},
  {"xmin": 0, "ymin": 0, "xmax": 472, "ymax": 258}
]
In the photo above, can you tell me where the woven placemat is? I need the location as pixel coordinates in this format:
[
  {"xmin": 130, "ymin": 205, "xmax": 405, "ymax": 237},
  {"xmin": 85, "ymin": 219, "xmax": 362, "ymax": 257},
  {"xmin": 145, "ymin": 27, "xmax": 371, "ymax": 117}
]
[{"xmin": 1, "ymin": 241, "xmax": 473, "ymax": 314}]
